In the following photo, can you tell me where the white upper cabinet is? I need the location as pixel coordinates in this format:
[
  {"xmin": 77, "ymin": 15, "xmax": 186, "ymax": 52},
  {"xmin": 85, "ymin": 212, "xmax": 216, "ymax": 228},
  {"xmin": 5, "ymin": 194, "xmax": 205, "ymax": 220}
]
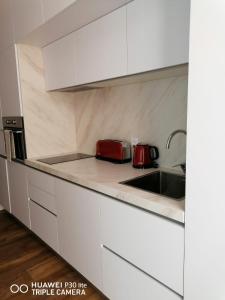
[
  {"xmin": 0, "ymin": 0, "xmax": 14, "ymax": 52},
  {"xmin": 75, "ymin": 6, "xmax": 127, "ymax": 85},
  {"xmin": 42, "ymin": 0, "xmax": 76, "ymax": 21},
  {"xmin": 127, "ymin": 0, "xmax": 190, "ymax": 75},
  {"xmin": 43, "ymin": 34, "xmax": 76, "ymax": 91},
  {"xmin": 11, "ymin": 0, "xmax": 44, "ymax": 42},
  {"xmin": 0, "ymin": 46, "xmax": 22, "ymax": 117},
  {"xmin": 42, "ymin": 1, "xmax": 190, "ymax": 90}
]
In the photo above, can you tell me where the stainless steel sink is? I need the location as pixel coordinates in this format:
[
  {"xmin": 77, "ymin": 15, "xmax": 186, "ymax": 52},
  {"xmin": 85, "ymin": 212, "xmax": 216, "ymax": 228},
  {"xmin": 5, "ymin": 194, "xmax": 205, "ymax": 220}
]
[{"xmin": 121, "ymin": 171, "xmax": 185, "ymax": 200}]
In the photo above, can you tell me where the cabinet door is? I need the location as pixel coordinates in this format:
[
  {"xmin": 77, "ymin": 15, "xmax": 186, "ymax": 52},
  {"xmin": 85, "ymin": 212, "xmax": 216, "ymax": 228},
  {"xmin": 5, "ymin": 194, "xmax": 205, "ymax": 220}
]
[
  {"xmin": 42, "ymin": 0, "xmax": 76, "ymax": 21},
  {"xmin": 127, "ymin": 0, "xmax": 190, "ymax": 74},
  {"xmin": 0, "ymin": 0, "xmax": 14, "ymax": 52},
  {"xmin": 101, "ymin": 197, "xmax": 184, "ymax": 295},
  {"xmin": 43, "ymin": 34, "xmax": 76, "ymax": 91},
  {"xmin": 7, "ymin": 162, "xmax": 29, "ymax": 227},
  {"xmin": 76, "ymin": 6, "xmax": 127, "ymax": 85},
  {"xmin": 0, "ymin": 46, "xmax": 22, "ymax": 116},
  {"xmin": 103, "ymin": 248, "xmax": 182, "ymax": 300},
  {"xmin": 11, "ymin": 0, "xmax": 43, "ymax": 42},
  {"xmin": 55, "ymin": 179, "xmax": 102, "ymax": 290},
  {"xmin": 29, "ymin": 200, "xmax": 59, "ymax": 252},
  {"xmin": 0, "ymin": 158, "xmax": 11, "ymax": 212}
]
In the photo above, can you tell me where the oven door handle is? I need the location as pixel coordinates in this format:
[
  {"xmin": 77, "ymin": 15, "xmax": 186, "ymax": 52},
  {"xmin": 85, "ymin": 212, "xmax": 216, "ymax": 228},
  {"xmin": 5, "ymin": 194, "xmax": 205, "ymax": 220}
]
[{"xmin": 4, "ymin": 130, "xmax": 15, "ymax": 161}]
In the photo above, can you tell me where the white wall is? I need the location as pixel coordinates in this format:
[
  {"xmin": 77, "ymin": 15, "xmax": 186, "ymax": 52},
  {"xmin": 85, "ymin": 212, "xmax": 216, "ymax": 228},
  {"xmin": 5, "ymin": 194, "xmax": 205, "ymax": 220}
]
[{"xmin": 185, "ymin": 1, "xmax": 225, "ymax": 299}]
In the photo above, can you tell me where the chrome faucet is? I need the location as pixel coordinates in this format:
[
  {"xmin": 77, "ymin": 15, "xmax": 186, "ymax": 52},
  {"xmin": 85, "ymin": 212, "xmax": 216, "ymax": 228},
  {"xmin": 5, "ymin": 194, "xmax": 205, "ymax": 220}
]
[{"xmin": 166, "ymin": 129, "xmax": 187, "ymax": 173}]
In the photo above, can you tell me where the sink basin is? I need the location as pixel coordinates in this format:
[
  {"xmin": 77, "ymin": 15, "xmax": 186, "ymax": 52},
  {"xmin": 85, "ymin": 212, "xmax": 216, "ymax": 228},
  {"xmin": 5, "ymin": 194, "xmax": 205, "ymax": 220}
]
[{"xmin": 121, "ymin": 171, "xmax": 185, "ymax": 200}]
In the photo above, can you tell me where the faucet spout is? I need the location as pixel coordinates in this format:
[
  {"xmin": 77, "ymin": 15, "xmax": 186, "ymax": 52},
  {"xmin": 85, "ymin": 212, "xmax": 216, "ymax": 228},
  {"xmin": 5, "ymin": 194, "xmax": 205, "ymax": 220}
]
[{"xmin": 166, "ymin": 129, "xmax": 187, "ymax": 149}]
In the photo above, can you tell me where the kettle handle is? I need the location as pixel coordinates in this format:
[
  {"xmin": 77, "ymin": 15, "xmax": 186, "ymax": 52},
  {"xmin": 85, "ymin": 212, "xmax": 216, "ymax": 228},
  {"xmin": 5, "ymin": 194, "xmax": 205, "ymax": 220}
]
[{"xmin": 150, "ymin": 146, "xmax": 159, "ymax": 160}]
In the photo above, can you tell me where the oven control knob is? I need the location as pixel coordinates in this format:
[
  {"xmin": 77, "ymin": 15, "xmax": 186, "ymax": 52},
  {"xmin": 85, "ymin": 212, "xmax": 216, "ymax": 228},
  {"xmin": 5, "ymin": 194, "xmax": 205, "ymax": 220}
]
[
  {"xmin": 12, "ymin": 120, "xmax": 16, "ymax": 125},
  {"xmin": 6, "ymin": 120, "xmax": 12, "ymax": 125}
]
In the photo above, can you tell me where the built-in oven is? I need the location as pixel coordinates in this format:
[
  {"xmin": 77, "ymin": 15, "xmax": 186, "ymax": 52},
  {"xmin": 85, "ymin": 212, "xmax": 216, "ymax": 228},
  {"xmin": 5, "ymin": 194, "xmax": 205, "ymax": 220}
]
[{"xmin": 3, "ymin": 117, "xmax": 27, "ymax": 161}]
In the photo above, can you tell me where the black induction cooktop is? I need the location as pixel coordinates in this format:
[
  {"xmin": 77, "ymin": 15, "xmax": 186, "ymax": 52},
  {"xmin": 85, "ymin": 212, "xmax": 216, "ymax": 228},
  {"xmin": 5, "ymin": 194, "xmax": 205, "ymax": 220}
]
[{"xmin": 38, "ymin": 153, "xmax": 93, "ymax": 165}]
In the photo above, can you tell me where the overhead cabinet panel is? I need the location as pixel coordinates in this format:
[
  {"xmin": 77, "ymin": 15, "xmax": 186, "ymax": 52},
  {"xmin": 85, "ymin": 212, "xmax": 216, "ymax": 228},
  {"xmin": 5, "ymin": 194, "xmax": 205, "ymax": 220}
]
[
  {"xmin": 0, "ymin": 46, "xmax": 22, "ymax": 117},
  {"xmin": 11, "ymin": 0, "xmax": 44, "ymax": 42},
  {"xmin": 75, "ymin": 7, "xmax": 127, "ymax": 85},
  {"xmin": 24, "ymin": 0, "xmax": 133, "ymax": 47},
  {"xmin": 43, "ymin": 34, "xmax": 76, "ymax": 91},
  {"xmin": 0, "ymin": 0, "xmax": 14, "ymax": 52},
  {"xmin": 42, "ymin": 0, "xmax": 77, "ymax": 21},
  {"xmin": 127, "ymin": 0, "xmax": 190, "ymax": 74}
]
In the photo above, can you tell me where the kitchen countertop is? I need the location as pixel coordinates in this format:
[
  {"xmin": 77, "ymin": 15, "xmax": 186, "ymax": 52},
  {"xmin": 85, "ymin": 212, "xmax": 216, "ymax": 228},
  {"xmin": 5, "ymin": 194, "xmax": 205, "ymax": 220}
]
[{"xmin": 25, "ymin": 156, "xmax": 185, "ymax": 224}]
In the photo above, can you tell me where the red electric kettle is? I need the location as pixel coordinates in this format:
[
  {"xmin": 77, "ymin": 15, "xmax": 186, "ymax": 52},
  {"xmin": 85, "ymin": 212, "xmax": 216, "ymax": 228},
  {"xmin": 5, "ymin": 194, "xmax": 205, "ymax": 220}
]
[{"xmin": 132, "ymin": 144, "xmax": 159, "ymax": 168}]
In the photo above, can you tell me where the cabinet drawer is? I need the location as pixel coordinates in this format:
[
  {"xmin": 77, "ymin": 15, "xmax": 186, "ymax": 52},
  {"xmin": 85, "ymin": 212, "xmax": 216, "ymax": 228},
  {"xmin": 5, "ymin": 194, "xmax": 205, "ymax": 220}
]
[
  {"xmin": 101, "ymin": 198, "xmax": 184, "ymax": 295},
  {"xmin": 29, "ymin": 200, "xmax": 59, "ymax": 252},
  {"xmin": 27, "ymin": 168, "xmax": 56, "ymax": 213},
  {"xmin": 27, "ymin": 168, "xmax": 55, "ymax": 195},
  {"xmin": 29, "ymin": 185, "xmax": 56, "ymax": 214},
  {"xmin": 102, "ymin": 247, "xmax": 182, "ymax": 300}
]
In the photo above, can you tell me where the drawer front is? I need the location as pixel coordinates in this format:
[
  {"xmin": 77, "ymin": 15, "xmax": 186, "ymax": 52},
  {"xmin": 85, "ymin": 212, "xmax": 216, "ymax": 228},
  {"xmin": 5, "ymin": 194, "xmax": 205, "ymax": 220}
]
[
  {"xmin": 29, "ymin": 184, "xmax": 56, "ymax": 214},
  {"xmin": 27, "ymin": 168, "xmax": 56, "ymax": 213},
  {"xmin": 101, "ymin": 198, "xmax": 184, "ymax": 295},
  {"xmin": 29, "ymin": 200, "xmax": 59, "ymax": 252},
  {"xmin": 103, "ymin": 247, "xmax": 182, "ymax": 300},
  {"xmin": 27, "ymin": 168, "xmax": 55, "ymax": 195}
]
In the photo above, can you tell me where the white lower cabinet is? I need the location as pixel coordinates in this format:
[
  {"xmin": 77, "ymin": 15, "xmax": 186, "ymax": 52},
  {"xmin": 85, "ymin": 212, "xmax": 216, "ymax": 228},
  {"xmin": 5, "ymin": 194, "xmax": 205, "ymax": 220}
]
[
  {"xmin": 10, "ymin": 166, "xmax": 184, "ymax": 299},
  {"xmin": 0, "ymin": 157, "xmax": 10, "ymax": 212},
  {"xmin": 101, "ymin": 198, "xmax": 184, "ymax": 296},
  {"xmin": 7, "ymin": 161, "xmax": 29, "ymax": 227},
  {"xmin": 102, "ymin": 247, "xmax": 182, "ymax": 300},
  {"xmin": 27, "ymin": 168, "xmax": 59, "ymax": 251},
  {"xmin": 27, "ymin": 168, "xmax": 56, "ymax": 214},
  {"xmin": 55, "ymin": 179, "xmax": 102, "ymax": 290},
  {"xmin": 29, "ymin": 200, "xmax": 59, "ymax": 252}
]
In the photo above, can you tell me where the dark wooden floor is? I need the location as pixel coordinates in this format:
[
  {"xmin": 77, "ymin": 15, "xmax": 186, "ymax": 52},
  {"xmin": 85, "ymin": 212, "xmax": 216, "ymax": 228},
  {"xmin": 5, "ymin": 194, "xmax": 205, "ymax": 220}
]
[{"xmin": 0, "ymin": 211, "xmax": 107, "ymax": 299}]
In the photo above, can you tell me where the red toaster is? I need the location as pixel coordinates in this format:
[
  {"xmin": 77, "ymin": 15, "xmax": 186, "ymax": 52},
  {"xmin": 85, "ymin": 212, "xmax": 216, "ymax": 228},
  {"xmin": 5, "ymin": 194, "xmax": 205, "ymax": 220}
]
[{"xmin": 96, "ymin": 139, "xmax": 131, "ymax": 163}]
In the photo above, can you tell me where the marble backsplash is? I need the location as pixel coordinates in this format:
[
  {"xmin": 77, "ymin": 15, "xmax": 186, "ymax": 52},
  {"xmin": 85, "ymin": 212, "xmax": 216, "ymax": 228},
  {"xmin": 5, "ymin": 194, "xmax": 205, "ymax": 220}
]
[
  {"xmin": 17, "ymin": 44, "xmax": 187, "ymax": 168},
  {"xmin": 73, "ymin": 75, "xmax": 188, "ymax": 167},
  {"xmin": 17, "ymin": 44, "xmax": 77, "ymax": 158}
]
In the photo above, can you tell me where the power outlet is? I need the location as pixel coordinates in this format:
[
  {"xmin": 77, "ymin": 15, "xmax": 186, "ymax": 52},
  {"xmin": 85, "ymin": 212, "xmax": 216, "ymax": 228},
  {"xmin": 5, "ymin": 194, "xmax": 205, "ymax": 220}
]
[{"xmin": 130, "ymin": 137, "xmax": 139, "ymax": 146}]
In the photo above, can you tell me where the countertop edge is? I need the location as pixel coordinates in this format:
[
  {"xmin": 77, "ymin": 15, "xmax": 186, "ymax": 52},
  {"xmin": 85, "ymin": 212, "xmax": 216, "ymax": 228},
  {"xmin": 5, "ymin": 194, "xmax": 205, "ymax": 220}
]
[{"xmin": 24, "ymin": 159, "xmax": 185, "ymax": 224}]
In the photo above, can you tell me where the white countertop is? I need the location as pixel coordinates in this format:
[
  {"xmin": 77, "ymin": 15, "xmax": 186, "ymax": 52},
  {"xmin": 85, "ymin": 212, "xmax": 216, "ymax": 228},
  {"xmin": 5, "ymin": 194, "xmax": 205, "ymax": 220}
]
[{"xmin": 25, "ymin": 157, "xmax": 185, "ymax": 223}]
